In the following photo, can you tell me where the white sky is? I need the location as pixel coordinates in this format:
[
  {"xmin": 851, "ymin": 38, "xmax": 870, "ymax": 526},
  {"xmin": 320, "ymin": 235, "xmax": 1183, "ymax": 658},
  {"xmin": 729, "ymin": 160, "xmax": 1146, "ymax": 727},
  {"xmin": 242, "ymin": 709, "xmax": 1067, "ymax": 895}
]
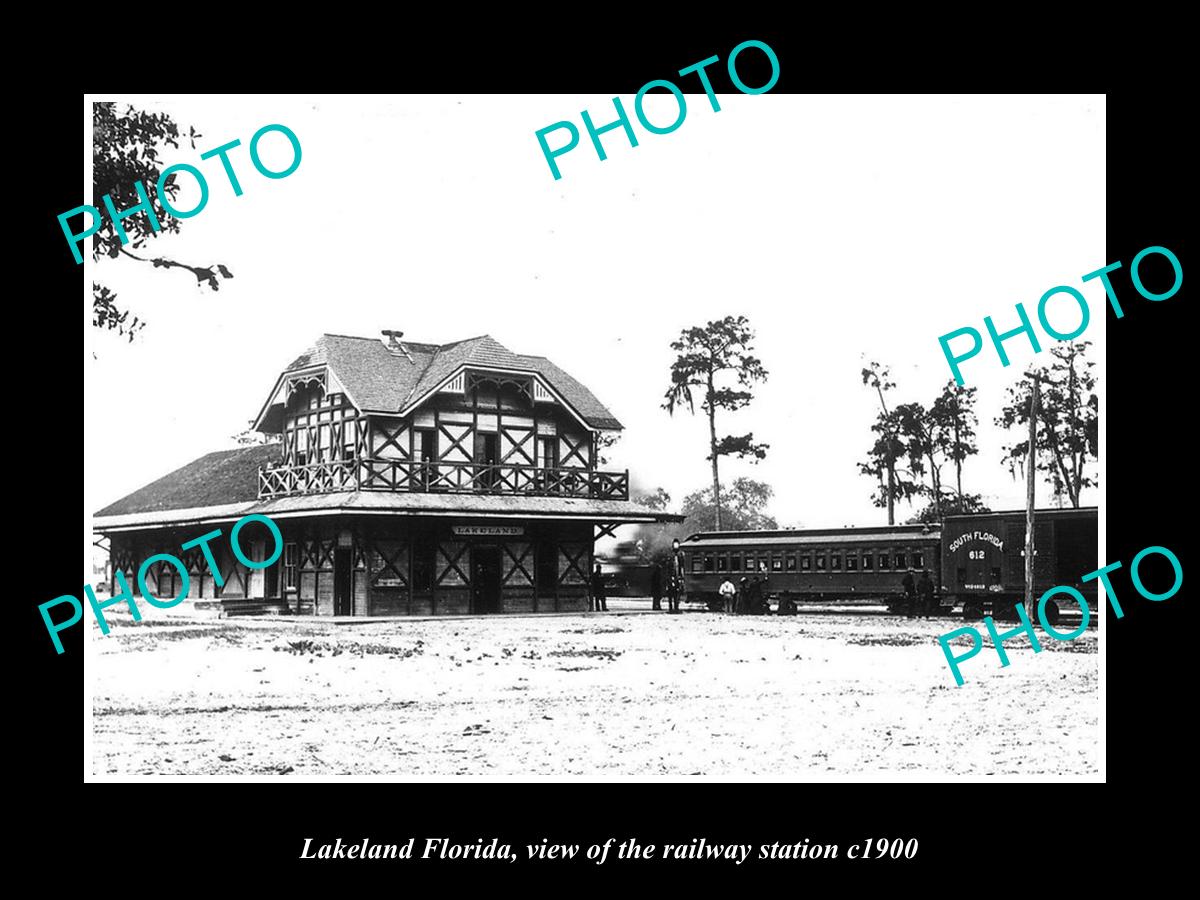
[{"xmin": 84, "ymin": 94, "xmax": 1105, "ymax": 527}]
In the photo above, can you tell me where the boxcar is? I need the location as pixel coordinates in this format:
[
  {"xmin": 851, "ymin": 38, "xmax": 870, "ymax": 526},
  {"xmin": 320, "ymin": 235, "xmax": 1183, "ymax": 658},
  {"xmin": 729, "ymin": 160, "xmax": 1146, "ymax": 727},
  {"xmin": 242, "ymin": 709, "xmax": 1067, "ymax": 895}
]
[
  {"xmin": 940, "ymin": 507, "xmax": 1098, "ymax": 619},
  {"xmin": 682, "ymin": 525, "xmax": 943, "ymax": 611}
]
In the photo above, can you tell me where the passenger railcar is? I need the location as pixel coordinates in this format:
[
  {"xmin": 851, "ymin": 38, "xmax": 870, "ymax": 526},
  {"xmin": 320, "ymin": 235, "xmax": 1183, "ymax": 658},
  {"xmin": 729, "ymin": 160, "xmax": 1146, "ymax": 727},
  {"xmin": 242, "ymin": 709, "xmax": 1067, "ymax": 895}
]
[
  {"xmin": 682, "ymin": 525, "xmax": 943, "ymax": 611},
  {"xmin": 940, "ymin": 507, "xmax": 1098, "ymax": 620}
]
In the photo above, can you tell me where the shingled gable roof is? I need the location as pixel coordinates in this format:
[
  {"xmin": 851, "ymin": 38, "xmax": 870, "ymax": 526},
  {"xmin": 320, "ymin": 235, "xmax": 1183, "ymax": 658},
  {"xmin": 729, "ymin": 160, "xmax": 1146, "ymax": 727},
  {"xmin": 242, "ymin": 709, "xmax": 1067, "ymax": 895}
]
[
  {"xmin": 95, "ymin": 444, "xmax": 279, "ymax": 517},
  {"xmin": 263, "ymin": 333, "xmax": 622, "ymax": 430}
]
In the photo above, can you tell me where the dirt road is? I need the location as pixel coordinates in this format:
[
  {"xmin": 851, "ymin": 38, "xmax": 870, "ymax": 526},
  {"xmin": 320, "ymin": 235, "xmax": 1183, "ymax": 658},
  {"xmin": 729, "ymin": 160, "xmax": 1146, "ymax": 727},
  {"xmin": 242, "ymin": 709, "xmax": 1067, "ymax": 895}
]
[{"xmin": 90, "ymin": 607, "xmax": 1099, "ymax": 777}]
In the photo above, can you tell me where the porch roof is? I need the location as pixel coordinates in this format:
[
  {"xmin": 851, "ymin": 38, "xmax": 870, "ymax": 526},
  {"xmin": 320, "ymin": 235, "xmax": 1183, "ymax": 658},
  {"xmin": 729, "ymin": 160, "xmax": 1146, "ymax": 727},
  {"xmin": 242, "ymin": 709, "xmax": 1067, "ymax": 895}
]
[{"xmin": 94, "ymin": 488, "xmax": 681, "ymax": 533}]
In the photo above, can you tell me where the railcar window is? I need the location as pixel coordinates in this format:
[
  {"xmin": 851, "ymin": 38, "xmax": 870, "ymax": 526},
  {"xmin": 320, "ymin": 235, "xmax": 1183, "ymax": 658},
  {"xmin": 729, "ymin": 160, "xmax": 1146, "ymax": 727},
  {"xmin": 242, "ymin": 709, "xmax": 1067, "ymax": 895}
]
[
  {"xmin": 691, "ymin": 554, "xmax": 702, "ymax": 574},
  {"xmin": 862, "ymin": 552, "xmax": 873, "ymax": 571},
  {"xmin": 717, "ymin": 555, "xmax": 728, "ymax": 573},
  {"xmin": 894, "ymin": 552, "xmax": 906, "ymax": 569},
  {"xmin": 816, "ymin": 553, "xmax": 827, "ymax": 571},
  {"xmin": 912, "ymin": 551, "xmax": 924, "ymax": 568},
  {"xmin": 831, "ymin": 553, "xmax": 842, "ymax": 571},
  {"xmin": 846, "ymin": 553, "xmax": 858, "ymax": 571},
  {"xmin": 801, "ymin": 555, "xmax": 812, "ymax": 571},
  {"xmin": 786, "ymin": 553, "xmax": 796, "ymax": 571},
  {"xmin": 704, "ymin": 554, "xmax": 715, "ymax": 573},
  {"xmin": 878, "ymin": 553, "xmax": 890, "ymax": 571},
  {"xmin": 731, "ymin": 554, "xmax": 742, "ymax": 572},
  {"xmin": 771, "ymin": 553, "xmax": 782, "ymax": 572}
]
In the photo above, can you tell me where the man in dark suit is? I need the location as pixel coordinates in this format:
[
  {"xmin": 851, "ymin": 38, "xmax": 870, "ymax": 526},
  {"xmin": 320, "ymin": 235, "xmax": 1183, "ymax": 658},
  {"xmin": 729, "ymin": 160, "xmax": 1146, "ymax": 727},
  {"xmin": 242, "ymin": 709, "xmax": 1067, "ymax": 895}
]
[
  {"xmin": 668, "ymin": 539, "xmax": 685, "ymax": 614},
  {"xmin": 650, "ymin": 565, "xmax": 664, "ymax": 611},
  {"xmin": 902, "ymin": 568, "xmax": 916, "ymax": 618},
  {"xmin": 590, "ymin": 563, "xmax": 608, "ymax": 612},
  {"xmin": 917, "ymin": 569, "xmax": 935, "ymax": 618}
]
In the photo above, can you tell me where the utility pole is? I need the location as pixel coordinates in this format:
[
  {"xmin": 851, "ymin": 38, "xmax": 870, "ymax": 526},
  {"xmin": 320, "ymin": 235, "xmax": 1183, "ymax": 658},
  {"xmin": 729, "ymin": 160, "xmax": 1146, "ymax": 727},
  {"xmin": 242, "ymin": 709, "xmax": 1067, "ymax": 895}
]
[{"xmin": 1023, "ymin": 372, "xmax": 1041, "ymax": 621}]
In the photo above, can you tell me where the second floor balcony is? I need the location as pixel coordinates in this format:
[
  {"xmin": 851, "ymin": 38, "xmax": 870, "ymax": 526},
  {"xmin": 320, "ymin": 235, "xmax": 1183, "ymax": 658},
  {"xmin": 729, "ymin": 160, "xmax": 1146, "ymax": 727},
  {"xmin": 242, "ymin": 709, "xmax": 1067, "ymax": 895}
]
[{"xmin": 258, "ymin": 458, "xmax": 630, "ymax": 501}]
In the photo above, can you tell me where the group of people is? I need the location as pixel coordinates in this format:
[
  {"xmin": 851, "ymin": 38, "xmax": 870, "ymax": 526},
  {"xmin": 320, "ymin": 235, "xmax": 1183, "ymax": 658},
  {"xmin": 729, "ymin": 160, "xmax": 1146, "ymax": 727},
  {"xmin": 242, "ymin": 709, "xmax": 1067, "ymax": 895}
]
[
  {"xmin": 717, "ymin": 572, "xmax": 779, "ymax": 615},
  {"xmin": 901, "ymin": 567, "xmax": 937, "ymax": 618},
  {"xmin": 648, "ymin": 563, "xmax": 684, "ymax": 614},
  {"xmin": 591, "ymin": 560, "xmax": 687, "ymax": 613}
]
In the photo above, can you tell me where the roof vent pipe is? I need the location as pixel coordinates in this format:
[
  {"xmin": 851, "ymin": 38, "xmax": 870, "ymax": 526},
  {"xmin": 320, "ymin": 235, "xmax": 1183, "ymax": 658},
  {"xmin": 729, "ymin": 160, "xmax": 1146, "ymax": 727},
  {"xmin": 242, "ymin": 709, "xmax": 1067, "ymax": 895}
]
[{"xmin": 381, "ymin": 329, "xmax": 414, "ymax": 362}]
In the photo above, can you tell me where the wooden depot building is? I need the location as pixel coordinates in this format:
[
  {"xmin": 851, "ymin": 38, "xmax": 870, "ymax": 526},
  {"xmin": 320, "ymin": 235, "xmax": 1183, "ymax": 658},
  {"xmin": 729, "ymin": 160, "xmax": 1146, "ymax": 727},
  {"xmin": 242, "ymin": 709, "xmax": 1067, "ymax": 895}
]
[{"xmin": 93, "ymin": 331, "xmax": 680, "ymax": 617}]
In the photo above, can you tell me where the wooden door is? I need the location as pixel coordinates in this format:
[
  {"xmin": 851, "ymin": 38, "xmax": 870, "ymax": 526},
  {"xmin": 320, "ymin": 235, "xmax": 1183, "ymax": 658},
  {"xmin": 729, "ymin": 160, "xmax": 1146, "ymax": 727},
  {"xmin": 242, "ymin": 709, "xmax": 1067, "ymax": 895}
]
[{"xmin": 334, "ymin": 548, "xmax": 352, "ymax": 616}]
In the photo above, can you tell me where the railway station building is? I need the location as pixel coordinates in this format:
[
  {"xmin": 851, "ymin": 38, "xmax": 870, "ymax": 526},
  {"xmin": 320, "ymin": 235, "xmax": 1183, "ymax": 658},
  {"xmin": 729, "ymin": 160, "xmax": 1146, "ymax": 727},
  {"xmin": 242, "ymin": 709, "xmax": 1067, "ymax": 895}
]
[{"xmin": 93, "ymin": 331, "xmax": 680, "ymax": 617}]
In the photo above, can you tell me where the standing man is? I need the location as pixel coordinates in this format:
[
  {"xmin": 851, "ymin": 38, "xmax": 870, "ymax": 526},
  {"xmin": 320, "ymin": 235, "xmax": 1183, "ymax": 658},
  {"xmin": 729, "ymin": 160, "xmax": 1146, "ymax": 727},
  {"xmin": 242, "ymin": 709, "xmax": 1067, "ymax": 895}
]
[
  {"xmin": 917, "ymin": 569, "xmax": 935, "ymax": 618},
  {"xmin": 590, "ymin": 563, "xmax": 608, "ymax": 612},
  {"xmin": 750, "ymin": 574, "xmax": 764, "ymax": 615},
  {"xmin": 650, "ymin": 564, "xmax": 664, "ymax": 612},
  {"xmin": 901, "ymin": 567, "xmax": 916, "ymax": 618},
  {"xmin": 719, "ymin": 576, "xmax": 737, "ymax": 614},
  {"xmin": 668, "ymin": 538, "xmax": 685, "ymax": 614}
]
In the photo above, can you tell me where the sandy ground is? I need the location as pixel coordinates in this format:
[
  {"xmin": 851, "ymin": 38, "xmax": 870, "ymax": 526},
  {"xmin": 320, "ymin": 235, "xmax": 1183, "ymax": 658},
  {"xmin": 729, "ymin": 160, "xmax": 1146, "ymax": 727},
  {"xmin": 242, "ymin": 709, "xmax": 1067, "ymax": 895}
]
[{"xmin": 90, "ymin": 601, "xmax": 1099, "ymax": 777}]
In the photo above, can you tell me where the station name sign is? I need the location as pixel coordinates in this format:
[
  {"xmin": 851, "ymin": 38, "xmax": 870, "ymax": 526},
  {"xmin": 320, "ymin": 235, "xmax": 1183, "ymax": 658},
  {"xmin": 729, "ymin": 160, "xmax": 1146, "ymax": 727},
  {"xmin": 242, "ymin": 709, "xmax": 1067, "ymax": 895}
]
[{"xmin": 452, "ymin": 526, "xmax": 525, "ymax": 537}]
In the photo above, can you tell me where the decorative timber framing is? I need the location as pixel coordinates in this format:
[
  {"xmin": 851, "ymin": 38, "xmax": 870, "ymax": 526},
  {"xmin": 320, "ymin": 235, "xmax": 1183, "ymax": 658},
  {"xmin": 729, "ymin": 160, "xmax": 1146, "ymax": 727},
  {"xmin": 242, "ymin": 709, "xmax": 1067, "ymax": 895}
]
[{"xmin": 258, "ymin": 372, "xmax": 627, "ymax": 501}]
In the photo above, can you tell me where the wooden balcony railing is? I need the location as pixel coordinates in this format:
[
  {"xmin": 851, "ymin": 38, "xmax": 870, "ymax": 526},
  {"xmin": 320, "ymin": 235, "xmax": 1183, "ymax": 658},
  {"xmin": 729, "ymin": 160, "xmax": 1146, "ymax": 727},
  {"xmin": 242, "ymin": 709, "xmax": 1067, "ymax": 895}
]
[{"xmin": 257, "ymin": 459, "xmax": 630, "ymax": 501}]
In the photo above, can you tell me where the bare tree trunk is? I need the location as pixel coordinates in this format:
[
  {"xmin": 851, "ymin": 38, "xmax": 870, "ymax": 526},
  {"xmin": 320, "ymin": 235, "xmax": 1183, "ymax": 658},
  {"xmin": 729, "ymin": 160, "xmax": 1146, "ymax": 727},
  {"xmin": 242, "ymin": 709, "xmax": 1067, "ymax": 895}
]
[
  {"xmin": 886, "ymin": 464, "xmax": 895, "ymax": 526},
  {"xmin": 707, "ymin": 371, "xmax": 722, "ymax": 531},
  {"xmin": 874, "ymin": 383, "xmax": 895, "ymax": 526},
  {"xmin": 1025, "ymin": 375, "xmax": 1040, "ymax": 621},
  {"xmin": 953, "ymin": 397, "xmax": 964, "ymax": 501},
  {"xmin": 927, "ymin": 450, "xmax": 942, "ymax": 522}
]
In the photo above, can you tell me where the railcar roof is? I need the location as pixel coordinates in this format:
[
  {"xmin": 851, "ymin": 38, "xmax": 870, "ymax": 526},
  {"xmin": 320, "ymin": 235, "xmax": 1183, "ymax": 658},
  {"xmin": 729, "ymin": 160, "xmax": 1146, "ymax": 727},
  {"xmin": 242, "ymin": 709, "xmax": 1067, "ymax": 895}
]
[
  {"xmin": 943, "ymin": 506, "xmax": 1098, "ymax": 519},
  {"xmin": 684, "ymin": 529, "xmax": 941, "ymax": 549}
]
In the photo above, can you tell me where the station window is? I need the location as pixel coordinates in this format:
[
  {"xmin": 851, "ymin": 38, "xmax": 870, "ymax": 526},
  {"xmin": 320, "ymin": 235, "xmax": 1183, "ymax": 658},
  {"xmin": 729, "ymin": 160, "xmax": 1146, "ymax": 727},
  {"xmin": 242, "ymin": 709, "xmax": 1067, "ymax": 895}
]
[
  {"xmin": 912, "ymin": 551, "xmax": 924, "ymax": 568},
  {"xmin": 816, "ymin": 553, "xmax": 827, "ymax": 571},
  {"xmin": 862, "ymin": 552, "xmax": 874, "ymax": 571},
  {"xmin": 717, "ymin": 555, "xmax": 728, "ymax": 573},
  {"xmin": 771, "ymin": 553, "xmax": 782, "ymax": 572},
  {"xmin": 894, "ymin": 552, "xmax": 907, "ymax": 569},
  {"xmin": 704, "ymin": 554, "xmax": 715, "ymax": 573},
  {"xmin": 831, "ymin": 553, "xmax": 842, "ymax": 571},
  {"xmin": 801, "ymin": 555, "xmax": 812, "ymax": 571},
  {"xmin": 731, "ymin": 554, "xmax": 742, "ymax": 572},
  {"xmin": 785, "ymin": 553, "xmax": 796, "ymax": 571},
  {"xmin": 846, "ymin": 553, "xmax": 858, "ymax": 571},
  {"xmin": 691, "ymin": 554, "xmax": 702, "ymax": 574}
]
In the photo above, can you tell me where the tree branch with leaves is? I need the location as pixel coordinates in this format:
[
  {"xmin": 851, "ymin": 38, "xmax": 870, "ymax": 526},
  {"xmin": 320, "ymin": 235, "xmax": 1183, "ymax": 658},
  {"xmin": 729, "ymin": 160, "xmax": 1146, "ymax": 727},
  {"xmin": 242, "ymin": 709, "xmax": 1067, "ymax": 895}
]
[
  {"xmin": 87, "ymin": 102, "xmax": 233, "ymax": 341},
  {"xmin": 996, "ymin": 341, "xmax": 1098, "ymax": 507}
]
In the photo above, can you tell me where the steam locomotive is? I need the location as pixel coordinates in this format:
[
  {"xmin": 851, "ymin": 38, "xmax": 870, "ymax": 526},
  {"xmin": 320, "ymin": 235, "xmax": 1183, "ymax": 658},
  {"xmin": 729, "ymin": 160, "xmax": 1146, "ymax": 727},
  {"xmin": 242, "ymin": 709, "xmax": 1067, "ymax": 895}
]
[{"xmin": 681, "ymin": 507, "xmax": 1098, "ymax": 620}]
